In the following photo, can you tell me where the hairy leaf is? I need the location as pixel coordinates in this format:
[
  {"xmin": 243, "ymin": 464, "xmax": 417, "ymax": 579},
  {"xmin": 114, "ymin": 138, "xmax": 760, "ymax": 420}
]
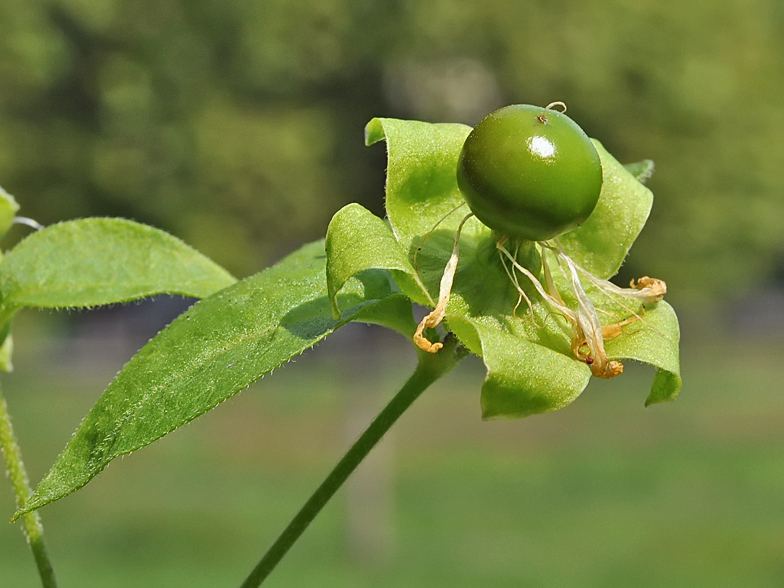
[
  {"xmin": 365, "ymin": 118, "xmax": 474, "ymax": 259},
  {"xmin": 15, "ymin": 240, "xmax": 400, "ymax": 518},
  {"xmin": 366, "ymin": 118, "xmax": 487, "ymax": 300},
  {"xmin": 326, "ymin": 203, "xmax": 429, "ymax": 315},
  {"xmin": 0, "ymin": 218, "xmax": 236, "ymax": 312}
]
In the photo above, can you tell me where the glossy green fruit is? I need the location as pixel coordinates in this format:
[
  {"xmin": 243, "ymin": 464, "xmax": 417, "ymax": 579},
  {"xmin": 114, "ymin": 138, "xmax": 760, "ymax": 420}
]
[{"xmin": 457, "ymin": 104, "xmax": 603, "ymax": 242}]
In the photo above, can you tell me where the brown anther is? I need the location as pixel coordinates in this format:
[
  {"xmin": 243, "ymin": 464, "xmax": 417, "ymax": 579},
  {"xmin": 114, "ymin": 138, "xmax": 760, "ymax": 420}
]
[
  {"xmin": 592, "ymin": 360, "xmax": 624, "ymax": 379},
  {"xmin": 413, "ymin": 311, "xmax": 444, "ymax": 353},
  {"xmin": 630, "ymin": 276, "xmax": 667, "ymax": 302}
]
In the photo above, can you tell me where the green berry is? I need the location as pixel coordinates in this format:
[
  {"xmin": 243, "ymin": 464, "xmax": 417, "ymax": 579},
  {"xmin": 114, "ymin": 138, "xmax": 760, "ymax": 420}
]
[{"xmin": 457, "ymin": 104, "xmax": 603, "ymax": 242}]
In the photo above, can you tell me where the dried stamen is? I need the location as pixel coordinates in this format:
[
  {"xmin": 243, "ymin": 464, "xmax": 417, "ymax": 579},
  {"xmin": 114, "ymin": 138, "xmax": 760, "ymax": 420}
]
[
  {"xmin": 559, "ymin": 253, "xmax": 623, "ymax": 378},
  {"xmin": 415, "ymin": 219, "xmax": 667, "ymax": 376},
  {"xmin": 414, "ymin": 213, "xmax": 473, "ymax": 353},
  {"xmin": 499, "ymin": 241, "xmax": 543, "ymax": 328},
  {"xmin": 543, "ymin": 240, "xmax": 671, "ymax": 338}
]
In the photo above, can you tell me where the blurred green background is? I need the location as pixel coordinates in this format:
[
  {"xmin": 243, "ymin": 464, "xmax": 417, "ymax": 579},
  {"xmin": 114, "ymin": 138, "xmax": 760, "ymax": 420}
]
[{"xmin": 2, "ymin": 0, "xmax": 784, "ymax": 586}]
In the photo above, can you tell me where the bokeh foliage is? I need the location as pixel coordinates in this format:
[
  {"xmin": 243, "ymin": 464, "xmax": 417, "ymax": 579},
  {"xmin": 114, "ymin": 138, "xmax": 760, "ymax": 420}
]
[{"xmin": 1, "ymin": 0, "xmax": 782, "ymax": 296}]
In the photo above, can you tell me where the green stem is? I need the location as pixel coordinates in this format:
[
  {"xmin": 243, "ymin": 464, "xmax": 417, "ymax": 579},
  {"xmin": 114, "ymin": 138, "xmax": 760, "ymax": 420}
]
[
  {"xmin": 239, "ymin": 337, "xmax": 466, "ymax": 588},
  {"xmin": 0, "ymin": 384, "xmax": 58, "ymax": 588}
]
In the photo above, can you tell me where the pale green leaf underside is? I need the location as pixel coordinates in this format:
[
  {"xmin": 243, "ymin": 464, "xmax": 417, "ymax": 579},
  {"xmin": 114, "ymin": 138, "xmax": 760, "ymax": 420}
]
[
  {"xmin": 603, "ymin": 300, "xmax": 681, "ymax": 406},
  {"xmin": 0, "ymin": 186, "xmax": 20, "ymax": 240},
  {"xmin": 623, "ymin": 159, "xmax": 655, "ymax": 183},
  {"xmin": 449, "ymin": 315, "xmax": 591, "ymax": 419},
  {"xmin": 367, "ymin": 117, "xmax": 680, "ymax": 417},
  {"xmin": 326, "ymin": 203, "xmax": 430, "ymax": 316},
  {"xmin": 366, "ymin": 118, "xmax": 474, "ymax": 258},
  {"xmin": 0, "ymin": 218, "xmax": 236, "ymax": 311},
  {"xmin": 365, "ymin": 117, "xmax": 488, "ymax": 301},
  {"xmin": 558, "ymin": 141, "xmax": 654, "ymax": 279},
  {"xmin": 16, "ymin": 240, "xmax": 399, "ymax": 518}
]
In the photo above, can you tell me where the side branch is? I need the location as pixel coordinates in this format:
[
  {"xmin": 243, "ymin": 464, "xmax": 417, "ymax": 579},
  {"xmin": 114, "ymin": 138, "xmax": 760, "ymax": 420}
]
[{"xmin": 0, "ymin": 386, "xmax": 58, "ymax": 588}]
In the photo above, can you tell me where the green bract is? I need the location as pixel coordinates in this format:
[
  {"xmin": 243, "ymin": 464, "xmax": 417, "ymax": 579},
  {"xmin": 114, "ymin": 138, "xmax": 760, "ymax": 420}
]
[
  {"xmin": 457, "ymin": 104, "xmax": 603, "ymax": 242},
  {"xmin": 352, "ymin": 116, "xmax": 680, "ymax": 415}
]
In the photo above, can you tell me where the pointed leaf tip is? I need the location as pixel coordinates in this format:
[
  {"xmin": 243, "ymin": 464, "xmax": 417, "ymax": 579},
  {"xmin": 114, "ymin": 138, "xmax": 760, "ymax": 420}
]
[
  {"xmin": 0, "ymin": 218, "xmax": 236, "ymax": 310},
  {"xmin": 364, "ymin": 118, "xmax": 386, "ymax": 146},
  {"xmin": 623, "ymin": 159, "xmax": 656, "ymax": 184},
  {"xmin": 603, "ymin": 300, "xmax": 681, "ymax": 406}
]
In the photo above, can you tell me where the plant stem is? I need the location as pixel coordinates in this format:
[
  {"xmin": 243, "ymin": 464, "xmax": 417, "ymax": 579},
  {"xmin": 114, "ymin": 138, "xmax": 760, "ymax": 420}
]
[
  {"xmin": 0, "ymin": 384, "xmax": 58, "ymax": 588},
  {"xmin": 239, "ymin": 337, "xmax": 466, "ymax": 588}
]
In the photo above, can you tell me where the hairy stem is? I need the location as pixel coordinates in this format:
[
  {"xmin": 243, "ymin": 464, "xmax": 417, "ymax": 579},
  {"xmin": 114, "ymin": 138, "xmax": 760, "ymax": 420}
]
[
  {"xmin": 239, "ymin": 336, "xmax": 466, "ymax": 588},
  {"xmin": 0, "ymin": 385, "xmax": 58, "ymax": 588}
]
